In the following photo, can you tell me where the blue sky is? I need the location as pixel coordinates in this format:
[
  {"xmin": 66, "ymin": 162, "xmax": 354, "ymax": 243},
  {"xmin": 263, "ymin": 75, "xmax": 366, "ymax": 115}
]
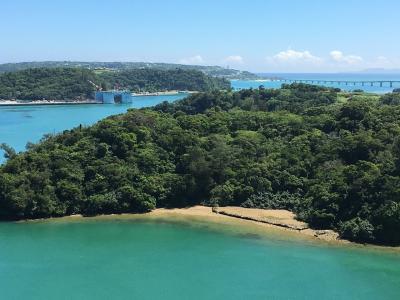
[{"xmin": 1, "ymin": 0, "xmax": 399, "ymax": 72}]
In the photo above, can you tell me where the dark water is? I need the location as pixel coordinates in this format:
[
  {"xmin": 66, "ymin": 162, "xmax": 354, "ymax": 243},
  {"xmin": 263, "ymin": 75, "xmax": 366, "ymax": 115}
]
[{"xmin": 0, "ymin": 219, "xmax": 399, "ymax": 300}]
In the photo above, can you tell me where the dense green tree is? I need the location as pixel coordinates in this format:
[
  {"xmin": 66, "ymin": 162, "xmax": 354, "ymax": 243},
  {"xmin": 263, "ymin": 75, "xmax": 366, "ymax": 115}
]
[{"xmin": 0, "ymin": 67, "xmax": 229, "ymax": 100}]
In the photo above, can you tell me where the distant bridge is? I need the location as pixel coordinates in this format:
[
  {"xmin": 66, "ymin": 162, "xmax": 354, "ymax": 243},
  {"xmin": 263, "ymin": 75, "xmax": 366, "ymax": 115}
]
[{"xmin": 273, "ymin": 79, "xmax": 400, "ymax": 88}]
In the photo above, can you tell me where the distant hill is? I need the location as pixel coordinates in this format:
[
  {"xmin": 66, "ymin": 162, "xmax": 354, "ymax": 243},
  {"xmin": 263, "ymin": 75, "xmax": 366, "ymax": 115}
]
[
  {"xmin": 0, "ymin": 67, "xmax": 230, "ymax": 100},
  {"xmin": 0, "ymin": 68, "xmax": 96, "ymax": 100},
  {"xmin": 0, "ymin": 61, "xmax": 259, "ymax": 80},
  {"xmin": 99, "ymin": 68, "xmax": 229, "ymax": 92}
]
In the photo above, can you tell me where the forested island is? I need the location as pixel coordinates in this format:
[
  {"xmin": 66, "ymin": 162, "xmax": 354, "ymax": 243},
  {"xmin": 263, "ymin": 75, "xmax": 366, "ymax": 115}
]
[
  {"xmin": 1, "ymin": 84, "xmax": 400, "ymax": 245},
  {"xmin": 0, "ymin": 61, "xmax": 258, "ymax": 80},
  {"xmin": 0, "ymin": 67, "xmax": 230, "ymax": 101}
]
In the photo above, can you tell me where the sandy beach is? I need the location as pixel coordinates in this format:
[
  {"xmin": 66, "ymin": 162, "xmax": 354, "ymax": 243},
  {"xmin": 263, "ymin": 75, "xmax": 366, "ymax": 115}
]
[
  {"xmin": 148, "ymin": 206, "xmax": 340, "ymax": 242},
  {"xmin": 23, "ymin": 205, "xmax": 400, "ymax": 252},
  {"xmin": 29, "ymin": 205, "xmax": 339, "ymax": 242}
]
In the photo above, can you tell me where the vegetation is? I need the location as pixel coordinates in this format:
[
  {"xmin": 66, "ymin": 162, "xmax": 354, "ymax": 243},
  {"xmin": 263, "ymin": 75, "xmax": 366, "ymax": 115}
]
[
  {"xmin": 99, "ymin": 68, "xmax": 229, "ymax": 92},
  {"xmin": 0, "ymin": 67, "xmax": 229, "ymax": 100},
  {"xmin": 1, "ymin": 83, "xmax": 400, "ymax": 245},
  {"xmin": 0, "ymin": 61, "xmax": 258, "ymax": 79},
  {"xmin": 0, "ymin": 68, "xmax": 96, "ymax": 100}
]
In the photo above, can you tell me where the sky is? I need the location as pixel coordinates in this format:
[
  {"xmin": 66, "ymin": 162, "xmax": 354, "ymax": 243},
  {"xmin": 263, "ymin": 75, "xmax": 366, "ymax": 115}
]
[{"xmin": 1, "ymin": 0, "xmax": 400, "ymax": 73}]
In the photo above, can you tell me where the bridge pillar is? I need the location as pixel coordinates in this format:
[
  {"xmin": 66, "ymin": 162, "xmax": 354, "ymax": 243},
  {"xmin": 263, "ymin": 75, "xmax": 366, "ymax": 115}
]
[
  {"xmin": 390, "ymin": 82, "xmax": 393, "ymax": 88},
  {"xmin": 380, "ymin": 82, "xmax": 383, "ymax": 87},
  {"xmin": 371, "ymin": 82, "xmax": 373, "ymax": 86}
]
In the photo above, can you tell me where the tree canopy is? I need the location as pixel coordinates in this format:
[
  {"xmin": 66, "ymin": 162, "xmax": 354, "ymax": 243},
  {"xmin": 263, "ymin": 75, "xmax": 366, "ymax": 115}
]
[
  {"xmin": 99, "ymin": 68, "xmax": 229, "ymax": 93},
  {"xmin": 0, "ymin": 61, "xmax": 258, "ymax": 79},
  {"xmin": 0, "ymin": 67, "xmax": 230, "ymax": 100}
]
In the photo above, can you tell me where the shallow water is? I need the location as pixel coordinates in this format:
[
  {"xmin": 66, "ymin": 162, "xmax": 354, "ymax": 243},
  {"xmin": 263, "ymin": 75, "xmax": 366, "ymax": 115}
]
[{"xmin": 0, "ymin": 218, "xmax": 399, "ymax": 300}]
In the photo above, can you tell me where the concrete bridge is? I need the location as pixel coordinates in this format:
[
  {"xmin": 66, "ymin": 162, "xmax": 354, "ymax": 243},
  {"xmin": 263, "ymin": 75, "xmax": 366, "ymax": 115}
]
[{"xmin": 274, "ymin": 79, "xmax": 400, "ymax": 88}]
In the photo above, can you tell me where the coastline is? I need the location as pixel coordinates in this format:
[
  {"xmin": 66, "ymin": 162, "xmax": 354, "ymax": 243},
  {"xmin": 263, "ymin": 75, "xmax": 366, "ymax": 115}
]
[
  {"xmin": 151, "ymin": 206, "xmax": 340, "ymax": 243},
  {"xmin": 0, "ymin": 91, "xmax": 193, "ymax": 105},
  {"xmin": 132, "ymin": 90, "xmax": 197, "ymax": 97},
  {"xmin": 20, "ymin": 205, "xmax": 400, "ymax": 252},
  {"xmin": 0, "ymin": 99, "xmax": 101, "ymax": 106}
]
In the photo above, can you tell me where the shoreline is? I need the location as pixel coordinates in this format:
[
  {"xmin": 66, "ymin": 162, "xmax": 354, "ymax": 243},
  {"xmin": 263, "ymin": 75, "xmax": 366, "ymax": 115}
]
[
  {"xmin": 0, "ymin": 91, "xmax": 193, "ymax": 106},
  {"xmin": 153, "ymin": 206, "xmax": 341, "ymax": 243},
  {"xmin": 132, "ymin": 90, "xmax": 196, "ymax": 97},
  {"xmin": 18, "ymin": 206, "xmax": 400, "ymax": 252},
  {"xmin": 0, "ymin": 100, "xmax": 102, "ymax": 106}
]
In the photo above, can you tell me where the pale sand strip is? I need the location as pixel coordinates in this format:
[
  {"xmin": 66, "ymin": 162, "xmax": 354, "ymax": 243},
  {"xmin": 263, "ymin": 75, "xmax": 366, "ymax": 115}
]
[
  {"xmin": 149, "ymin": 206, "xmax": 339, "ymax": 242},
  {"xmin": 20, "ymin": 206, "xmax": 338, "ymax": 242},
  {"xmin": 0, "ymin": 100, "xmax": 100, "ymax": 106}
]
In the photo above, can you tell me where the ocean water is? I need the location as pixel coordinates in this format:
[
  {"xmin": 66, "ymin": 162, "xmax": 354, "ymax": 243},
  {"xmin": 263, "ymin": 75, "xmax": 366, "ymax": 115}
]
[
  {"xmin": 0, "ymin": 94, "xmax": 187, "ymax": 163},
  {"xmin": 232, "ymin": 73, "xmax": 400, "ymax": 94},
  {"xmin": 0, "ymin": 218, "xmax": 399, "ymax": 300}
]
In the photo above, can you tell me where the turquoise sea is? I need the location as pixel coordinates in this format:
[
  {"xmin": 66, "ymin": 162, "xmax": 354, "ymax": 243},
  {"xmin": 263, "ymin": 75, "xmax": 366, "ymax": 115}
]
[
  {"xmin": 0, "ymin": 218, "xmax": 399, "ymax": 300},
  {"xmin": 233, "ymin": 73, "xmax": 400, "ymax": 94}
]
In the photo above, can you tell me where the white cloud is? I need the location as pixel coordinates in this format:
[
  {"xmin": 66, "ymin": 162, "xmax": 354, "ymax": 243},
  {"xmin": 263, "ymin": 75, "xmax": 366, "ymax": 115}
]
[
  {"xmin": 377, "ymin": 55, "xmax": 389, "ymax": 62},
  {"xmin": 179, "ymin": 55, "xmax": 204, "ymax": 65},
  {"xmin": 268, "ymin": 49, "xmax": 322, "ymax": 64},
  {"xmin": 375, "ymin": 56, "xmax": 391, "ymax": 66},
  {"xmin": 262, "ymin": 49, "xmax": 400, "ymax": 72},
  {"xmin": 224, "ymin": 55, "xmax": 244, "ymax": 64},
  {"xmin": 330, "ymin": 50, "xmax": 363, "ymax": 64},
  {"xmin": 364, "ymin": 56, "xmax": 400, "ymax": 70}
]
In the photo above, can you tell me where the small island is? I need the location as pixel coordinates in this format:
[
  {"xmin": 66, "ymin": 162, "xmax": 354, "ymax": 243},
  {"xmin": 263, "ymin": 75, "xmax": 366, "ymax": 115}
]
[
  {"xmin": 1, "ymin": 83, "xmax": 400, "ymax": 246},
  {"xmin": 0, "ymin": 66, "xmax": 230, "ymax": 104}
]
